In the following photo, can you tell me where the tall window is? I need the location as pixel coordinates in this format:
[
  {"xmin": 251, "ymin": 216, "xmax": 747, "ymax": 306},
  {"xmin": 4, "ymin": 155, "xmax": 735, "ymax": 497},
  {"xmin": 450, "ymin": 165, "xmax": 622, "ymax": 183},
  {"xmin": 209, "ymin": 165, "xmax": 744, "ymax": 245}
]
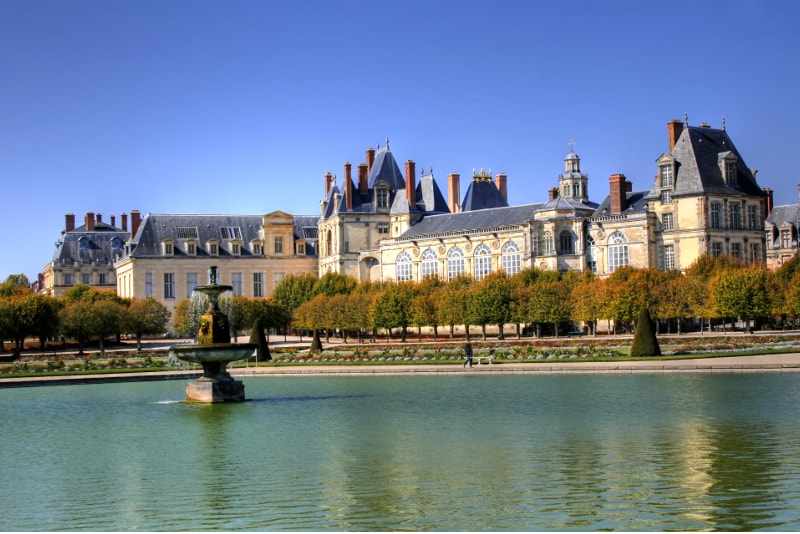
[
  {"xmin": 730, "ymin": 204, "xmax": 742, "ymax": 229},
  {"xmin": 274, "ymin": 237, "xmax": 283, "ymax": 254},
  {"xmin": 586, "ymin": 236, "xmax": 597, "ymax": 273},
  {"xmin": 79, "ymin": 237, "xmax": 90, "ymax": 250},
  {"xmin": 731, "ymin": 243, "xmax": 742, "ymax": 262},
  {"xmin": 186, "ymin": 272, "xmax": 198, "ymax": 298},
  {"xmin": 164, "ymin": 273, "xmax": 175, "ymax": 299},
  {"xmin": 660, "ymin": 164, "xmax": 673, "ymax": 187},
  {"xmin": 64, "ymin": 273, "xmax": 73, "ymax": 286},
  {"xmin": 473, "ymin": 244, "xmax": 492, "ymax": 280},
  {"xmin": 447, "ymin": 247, "xmax": 465, "ymax": 280},
  {"xmin": 662, "ymin": 212, "xmax": 674, "ymax": 231},
  {"xmin": 607, "ymin": 232, "xmax": 629, "ymax": 273},
  {"xmin": 559, "ymin": 230, "xmax": 574, "ymax": 255},
  {"xmin": 663, "ymin": 244, "xmax": 675, "ymax": 270},
  {"xmin": 749, "ymin": 243, "xmax": 761, "ymax": 264},
  {"xmin": 396, "ymin": 251, "xmax": 413, "ymax": 281},
  {"xmin": 661, "ymin": 190, "xmax": 672, "ymax": 205},
  {"xmin": 748, "ymin": 205, "xmax": 759, "ymax": 230},
  {"xmin": 781, "ymin": 229, "xmax": 791, "ymax": 249},
  {"xmin": 82, "ymin": 273, "xmax": 91, "ymax": 284},
  {"xmin": 501, "ymin": 241, "xmax": 521, "ymax": 275},
  {"xmin": 724, "ymin": 161, "xmax": 737, "ymax": 184},
  {"xmin": 98, "ymin": 273, "xmax": 107, "ymax": 285},
  {"xmin": 711, "ymin": 242, "xmax": 723, "ymax": 257},
  {"xmin": 231, "ymin": 272, "xmax": 243, "ymax": 296},
  {"xmin": 376, "ymin": 186, "xmax": 389, "ymax": 208},
  {"xmin": 253, "ymin": 273, "xmax": 264, "ymax": 298},
  {"xmin": 187, "ymin": 242, "xmax": 196, "ymax": 255},
  {"xmin": 539, "ymin": 232, "xmax": 554, "ymax": 255},
  {"xmin": 710, "ymin": 202, "xmax": 721, "ymax": 228},
  {"xmin": 145, "ymin": 272, "xmax": 153, "ymax": 297},
  {"xmin": 421, "ymin": 249, "xmax": 438, "ymax": 279}
]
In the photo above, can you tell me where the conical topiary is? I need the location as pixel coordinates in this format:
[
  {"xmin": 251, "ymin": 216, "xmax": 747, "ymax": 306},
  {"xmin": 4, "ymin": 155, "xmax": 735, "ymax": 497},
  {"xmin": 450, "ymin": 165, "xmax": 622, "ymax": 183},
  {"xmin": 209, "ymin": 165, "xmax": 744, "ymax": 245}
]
[
  {"xmin": 630, "ymin": 306, "xmax": 661, "ymax": 357},
  {"xmin": 250, "ymin": 317, "xmax": 271, "ymax": 361}
]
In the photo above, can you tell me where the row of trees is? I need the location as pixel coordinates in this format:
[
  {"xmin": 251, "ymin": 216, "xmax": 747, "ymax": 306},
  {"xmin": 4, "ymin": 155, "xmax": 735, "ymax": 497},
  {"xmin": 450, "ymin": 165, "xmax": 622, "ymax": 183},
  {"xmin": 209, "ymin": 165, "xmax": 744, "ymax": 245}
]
[{"xmin": 0, "ymin": 276, "xmax": 171, "ymax": 356}]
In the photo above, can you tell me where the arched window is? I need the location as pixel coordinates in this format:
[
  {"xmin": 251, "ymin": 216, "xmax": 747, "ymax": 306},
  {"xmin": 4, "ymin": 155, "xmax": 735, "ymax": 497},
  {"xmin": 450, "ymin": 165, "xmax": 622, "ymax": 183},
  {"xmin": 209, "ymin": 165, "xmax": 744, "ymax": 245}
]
[
  {"xmin": 559, "ymin": 230, "xmax": 575, "ymax": 255},
  {"xmin": 473, "ymin": 244, "xmax": 492, "ymax": 280},
  {"xmin": 607, "ymin": 232, "xmax": 629, "ymax": 273},
  {"xmin": 421, "ymin": 249, "xmax": 439, "ymax": 279},
  {"xmin": 539, "ymin": 232, "xmax": 554, "ymax": 255},
  {"xmin": 501, "ymin": 241, "xmax": 521, "ymax": 275},
  {"xmin": 396, "ymin": 251, "xmax": 413, "ymax": 281},
  {"xmin": 447, "ymin": 247, "xmax": 465, "ymax": 280},
  {"xmin": 586, "ymin": 236, "xmax": 597, "ymax": 273}
]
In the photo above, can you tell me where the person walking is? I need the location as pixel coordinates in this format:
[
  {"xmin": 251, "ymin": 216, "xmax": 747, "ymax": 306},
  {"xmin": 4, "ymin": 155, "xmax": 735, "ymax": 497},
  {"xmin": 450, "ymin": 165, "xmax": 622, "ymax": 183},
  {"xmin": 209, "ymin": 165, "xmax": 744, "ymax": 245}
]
[{"xmin": 463, "ymin": 342, "xmax": 473, "ymax": 368}]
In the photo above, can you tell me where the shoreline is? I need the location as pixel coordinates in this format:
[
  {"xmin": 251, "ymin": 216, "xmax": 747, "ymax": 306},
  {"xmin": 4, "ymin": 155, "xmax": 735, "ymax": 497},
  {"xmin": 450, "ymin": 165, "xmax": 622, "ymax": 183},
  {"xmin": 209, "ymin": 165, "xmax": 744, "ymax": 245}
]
[{"xmin": 3, "ymin": 353, "xmax": 800, "ymax": 388}]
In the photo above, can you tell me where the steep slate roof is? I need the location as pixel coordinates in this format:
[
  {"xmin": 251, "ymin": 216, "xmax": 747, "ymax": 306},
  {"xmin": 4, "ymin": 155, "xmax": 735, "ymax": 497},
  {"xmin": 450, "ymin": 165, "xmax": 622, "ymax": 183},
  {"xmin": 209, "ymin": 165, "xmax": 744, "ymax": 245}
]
[
  {"xmin": 536, "ymin": 196, "xmax": 598, "ymax": 213},
  {"xmin": 293, "ymin": 215, "xmax": 320, "ymax": 255},
  {"xmin": 646, "ymin": 125, "xmax": 766, "ymax": 200},
  {"xmin": 766, "ymin": 204, "xmax": 800, "ymax": 231},
  {"xmin": 592, "ymin": 190, "xmax": 650, "ymax": 217},
  {"xmin": 52, "ymin": 222, "xmax": 128, "ymax": 265},
  {"xmin": 399, "ymin": 204, "xmax": 541, "ymax": 240},
  {"xmin": 461, "ymin": 178, "xmax": 509, "ymax": 211},
  {"xmin": 367, "ymin": 145, "xmax": 405, "ymax": 190},
  {"xmin": 415, "ymin": 171, "xmax": 450, "ymax": 214}
]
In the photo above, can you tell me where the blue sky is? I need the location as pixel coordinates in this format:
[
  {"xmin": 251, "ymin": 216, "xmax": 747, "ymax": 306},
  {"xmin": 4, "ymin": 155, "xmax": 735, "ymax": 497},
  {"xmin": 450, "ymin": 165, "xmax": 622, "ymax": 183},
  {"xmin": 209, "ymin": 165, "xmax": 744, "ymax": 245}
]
[{"xmin": 2, "ymin": 0, "xmax": 799, "ymax": 282}]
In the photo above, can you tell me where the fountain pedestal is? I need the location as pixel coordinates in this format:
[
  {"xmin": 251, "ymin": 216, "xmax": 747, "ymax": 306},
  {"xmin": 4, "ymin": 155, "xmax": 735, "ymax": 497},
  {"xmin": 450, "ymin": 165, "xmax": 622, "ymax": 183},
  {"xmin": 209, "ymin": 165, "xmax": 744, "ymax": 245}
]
[{"xmin": 169, "ymin": 267, "xmax": 256, "ymax": 403}]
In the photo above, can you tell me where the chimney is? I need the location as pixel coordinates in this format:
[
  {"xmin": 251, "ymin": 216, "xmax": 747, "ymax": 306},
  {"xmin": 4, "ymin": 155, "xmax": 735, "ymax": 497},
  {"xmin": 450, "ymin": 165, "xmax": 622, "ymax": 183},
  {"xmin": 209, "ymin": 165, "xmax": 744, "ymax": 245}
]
[
  {"xmin": 448, "ymin": 173, "xmax": 461, "ymax": 213},
  {"xmin": 344, "ymin": 162, "xmax": 353, "ymax": 211},
  {"xmin": 65, "ymin": 213, "xmax": 75, "ymax": 232},
  {"xmin": 549, "ymin": 187, "xmax": 559, "ymax": 201},
  {"xmin": 110, "ymin": 215, "xmax": 116, "ymax": 227},
  {"xmin": 358, "ymin": 163, "xmax": 368, "ymax": 194},
  {"xmin": 405, "ymin": 160, "xmax": 417, "ymax": 209},
  {"xmin": 495, "ymin": 173, "xmax": 508, "ymax": 202},
  {"xmin": 86, "ymin": 212, "xmax": 95, "ymax": 231},
  {"xmin": 324, "ymin": 172, "xmax": 333, "ymax": 198},
  {"xmin": 366, "ymin": 147, "xmax": 375, "ymax": 175},
  {"xmin": 667, "ymin": 119, "xmax": 683, "ymax": 153},
  {"xmin": 610, "ymin": 174, "xmax": 628, "ymax": 213},
  {"xmin": 130, "ymin": 210, "xmax": 142, "ymax": 238},
  {"xmin": 762, "ymin": 187, "xmax": 774, "ymax": 216},
  {"xmin": 626, "ymin": 181, "xmax": 632, "ymax": 193},
  {"xmin": 96, "ymin": 213, "xmax": 102, "ymax": 224},
  {"xmin": 121, "ymin": 212, "xmax": 128, "ymax": 232}
]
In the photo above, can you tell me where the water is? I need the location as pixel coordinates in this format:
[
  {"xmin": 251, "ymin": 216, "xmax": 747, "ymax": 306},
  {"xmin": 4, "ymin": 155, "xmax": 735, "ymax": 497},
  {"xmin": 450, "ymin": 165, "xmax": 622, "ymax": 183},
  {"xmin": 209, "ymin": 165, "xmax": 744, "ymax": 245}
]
[{"xmin": 3, "ymin": 373, "xmax": 800, "ymax": 531}]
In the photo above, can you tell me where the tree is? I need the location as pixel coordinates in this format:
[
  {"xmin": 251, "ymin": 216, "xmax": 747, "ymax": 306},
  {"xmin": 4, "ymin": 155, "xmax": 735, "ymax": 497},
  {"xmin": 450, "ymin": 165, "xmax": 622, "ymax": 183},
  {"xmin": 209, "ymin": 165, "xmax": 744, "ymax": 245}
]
[
  {"xmin": 272, "ymin": 273, "xmax": 318, "ymax": 318},
  {"xmin": 372, "ymin": 283, "xmax": 415, "ymax": 341},
  {"xmin": 571, "ymin": 273, "xmax": 603, "ymax": 336},
  {"xmin": 173, "ymin": 297, "xmax": 207, "ymax": 339},
  {"xmin": 219, "ymin": 295, "xmax": 253, "ymax": 342},
  {"xmin": 0, "ymin": 274, "xmax": 31, "ymax": 297},
  {"xmin": 59, "ymin": 301, "xmax": 93, "ymax": 355},
  {"xmin": 89, "ymin": 299, "xmax": 125, "ymax": 353},
  {"xmin": 710, "ymin": 266, "xmax": 774, "ymax": 333},
  {"xmin": 313, "ymin": 272, "xmax": 357, "ymax": 297},
  {"xmin": 630, "ymin": 306, "xmax": 661, "ymax": 357},
  {"xmin": 471, "ymin": 271, "xmax": 513, "ymax": 339},
  {"xmin": 527, "ymin": 279, "xmax": 573, "ymax": 337},
  {"xmin": 18, "ymin": 294, "xmax": 60, "ymax": 350},
  {"xmin": 122, "ymin": 298, "xmax": 171, "ymax": 351}
]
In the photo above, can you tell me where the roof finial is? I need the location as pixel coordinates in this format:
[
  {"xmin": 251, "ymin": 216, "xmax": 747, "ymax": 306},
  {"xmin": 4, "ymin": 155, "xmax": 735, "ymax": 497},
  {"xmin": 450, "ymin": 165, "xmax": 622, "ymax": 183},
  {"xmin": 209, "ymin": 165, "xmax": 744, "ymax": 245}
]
[
  {"xmin": 722, "ymin": 116, "xmax": 726, "ymax": 130},
  {"xmin": 569, "ymin": 139, "xmax": 575, "ymax": 152},
  {"xmin": 386, "ymin": 137, "xmax": 390, "ymax": 149},
  {"xmin": 684, "ymin": 113, "xmax": 689, "ymax": 126}
]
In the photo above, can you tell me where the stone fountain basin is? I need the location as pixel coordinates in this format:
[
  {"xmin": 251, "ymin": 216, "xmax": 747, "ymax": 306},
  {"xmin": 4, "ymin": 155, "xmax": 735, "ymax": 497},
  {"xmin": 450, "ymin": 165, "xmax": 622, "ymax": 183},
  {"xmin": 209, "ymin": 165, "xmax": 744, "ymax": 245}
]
[{"xmin": 169, "ymin": 343, "xmax": 257, "ymax": 364}]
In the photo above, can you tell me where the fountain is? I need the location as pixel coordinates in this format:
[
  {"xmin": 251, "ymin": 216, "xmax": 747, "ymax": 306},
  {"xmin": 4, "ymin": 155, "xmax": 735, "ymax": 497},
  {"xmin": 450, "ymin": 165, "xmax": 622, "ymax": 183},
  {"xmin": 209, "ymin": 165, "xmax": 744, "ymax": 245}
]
[{"xmin": 169, "ymin": 266, "xmax": 256, "ymax": 402}]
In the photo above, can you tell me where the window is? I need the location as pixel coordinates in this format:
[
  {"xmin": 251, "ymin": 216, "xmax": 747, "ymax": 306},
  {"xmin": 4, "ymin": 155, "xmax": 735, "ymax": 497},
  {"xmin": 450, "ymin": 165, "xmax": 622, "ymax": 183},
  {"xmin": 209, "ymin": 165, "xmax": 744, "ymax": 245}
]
[
  {"xmin": 209, "ymin": 242, "xmax": 219, "ymax": 255},
  {"xmin": 711, "ymin": 242, "xmax": 723, "ymax": 257},
  {"xmin": 421, "ymin": 249, "xmax": 438, "ymax": 279},
  {"xmin": 220, "ymin": 226, "xmax": 242, "ymax": 240},
  {"xmin": 98, "ymin": 273, "xmax": 107, "ymax": 285},
  {"xmin": 79, "ymin": 237, "xmax": 90, "ymax": 250},
  {"xmin": 749, "ymin": 243, "xmax": 761, "ymax": 264},
  {"xmin": 297, "ymin": 242, "xmax": 306, "ymax": 255},
  {"xmin": 64, "ymin": 273, "xmax": 73, "ymax": 286},
  {"xmin": 176, "ymin": 227, "xmax": 198, "ymax": 239},
  {"xmin": 474, "ymin": 244, "xmax": 492, "ymax": 280},
  {"xmin": 607, "ymin": 232, "xmax": 629, "ymax": 273},
  {"xmin": 781, "ymin": 229, "xmax": 791, "ymax": 249},
  {"xmin": 252, "ymin": 242, "xmax": 263, "ymax": 255},
  {"xmin": 501, "ymin": 241, "xmax": 521, "ymax": 275},
  {"xmin": 559, "ymin": 231, "xmax": 574, "ymax": 255},
  {"xmin": 725, "ymin": 162, "xmax": 736, "ymax": 185},
  {"xmin": 187, "ymin": 272, "xmax": 198, "ymax": 298},
  {"xmin": 539, "ymin": 232, "xmax": 554, "ymax": 255},
  {"xmin": 274, "ymin": 272, "xmax": 285, "ymax": 286},
  {"xmin": 376, "ymin": 187, "xmax": 389, "ymax": 208},
  {"xmin": 662, "ymin": 212, "xmax": 674, "ymax": 231},
  {"xmin": 164, "ymin": 273, "xmax": 175, "ymax": 299},
  {"xmin": 253, "ymin": 273, "xmax": 264, "ymax": 298},
  {"xmin": 731, "ymin": 242, "xmax": 742, "ymax": 261},
  {"xmin": 231, "ymin": 243, "xmax": 241, "ymax": 255},
  {"xmin": 187, "ymin": 242, "xmax": 196, "ymax": 255},
  {"xmin": 586, "ymin": 236, "xmax": 597, "ymax": 273},
  {"xmin": 396, "ymin": 251, "xmax": 413, "ymax": 281},
  {"xmin": 163, "ymin": 242, "xmax": 174, "ymax": 255},
  {"xmin": 145, "ymin": 273, "xmax": 153, "ymax": 297},
  {"xmin": 661, "ymin": 190, "xmax": 672, "ymax": 205},
  {"xmin": 82, "ymin": 273, "xmax": 91, "ymax": 284},
  {"xmin": 274, "ymin": 237, "xmax": 283, "ymax": 254},
  {"xmin": 447, "ymin": 247, "xmax": 465, "ymax": 280},
  {"xmin": 111, "ymin": 237, "xmax": 123, "ymax": 250},
  {"xmin": 231, "ymin": 272, "xmax": 243, "ymax": 296},
  {"xmin": 730, "ymin": 204, "xmax": 741, "ymax": 230},
  {"xmin": 663, "ymin": 244, "xmax": 675, "ymax": 270},
  {"xmin": 748, "ymin": 205, "xmax": 759, "ymax": 230},
  {"xmin": 660, "ymin": 164, "xmax": 674, "ymax": 188},
  {"xmin": 710, "ymin": 202, "xmax": 721, "ymax": 229},
  {"xmin": 377, "ymin": 223, "xmax": 389, "ymax": 234}
]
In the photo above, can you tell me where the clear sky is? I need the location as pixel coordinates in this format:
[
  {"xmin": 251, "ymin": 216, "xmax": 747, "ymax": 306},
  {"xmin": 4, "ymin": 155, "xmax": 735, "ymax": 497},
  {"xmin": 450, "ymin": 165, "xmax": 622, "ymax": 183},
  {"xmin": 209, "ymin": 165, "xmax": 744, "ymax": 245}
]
[{"xmin": 2, "ymin": 0, "xmax": 799, "ymax": 283}]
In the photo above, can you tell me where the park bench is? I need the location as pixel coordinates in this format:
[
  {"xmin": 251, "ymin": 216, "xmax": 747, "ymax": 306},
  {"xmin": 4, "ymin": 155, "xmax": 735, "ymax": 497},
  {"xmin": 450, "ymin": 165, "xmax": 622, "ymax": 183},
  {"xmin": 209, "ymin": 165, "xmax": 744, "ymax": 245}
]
[{"xmin": 566, "ymin": 330, "xmax": 583, "ymax": 337}]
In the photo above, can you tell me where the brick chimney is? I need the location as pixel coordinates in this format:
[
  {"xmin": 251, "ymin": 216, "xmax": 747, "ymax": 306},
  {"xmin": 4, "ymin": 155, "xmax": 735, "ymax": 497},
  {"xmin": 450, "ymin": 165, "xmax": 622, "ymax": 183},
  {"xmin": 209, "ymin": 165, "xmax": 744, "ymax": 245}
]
[
  {"xmin": 405, "ymin": 160, "xmax": 417, "ymax": 209},
  {"xmin": 110, "ymin": 215, "xmax": 116, "ymax": 227},
  {"xmin": 344, "ymin": 162, "xmax": 353, "ymax": 211},
  {"xmin": 121, "ymin": 212, "xmax": 128, "ymax": 232},
  {"xmin": 130, "ymin": 210, "xmax": 142, "ymax": 238},
  {"xmin": 65, "ymin": 213, "xmax": 75, "ymax": 232},
  {"xmin": 358, "ymin": 163, "xmax": 368, "ymax": 194},
  {"xmin": 549, "ymin": 187, "xmax": 559, "ymax": 200},
  {"xmin": 448, "ymin": 173, "xmax": 461, "ymax": 213},
  {"xmin": 366, "ymin": 147, "xmax": 375, "ymax": 175},
  {"xmin": 668, "ymin": 119, "xmax": 683, "ymax": 153},
  {"xmin": 610, "ymin": 174, "xmax": 628, "ymax": 213},
  {"xmin": 86, "ymin": 212, "xmax": 95, "ymax": 231},
  {"xmin": 495, "ymin": 173, "xmax": 508, "ymax": 202},
  {"xmin": 324, "ymin": 172, "xmax": 333, "ymax": 198},
  {"xmin": 96, "ymin": 213, "xmax": 102, "ymax": 224}
]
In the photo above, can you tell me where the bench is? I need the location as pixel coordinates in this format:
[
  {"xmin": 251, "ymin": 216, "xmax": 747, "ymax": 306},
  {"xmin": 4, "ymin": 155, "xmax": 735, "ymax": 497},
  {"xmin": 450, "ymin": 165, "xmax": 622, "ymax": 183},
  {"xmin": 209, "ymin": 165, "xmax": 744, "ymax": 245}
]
[
  {"xmin": 475, "ymin": 354, "xmax": 494, "ymax": 365},
  {"xmin": 566, "ymin": 330, "xmax": 583, "ymax": 337}
]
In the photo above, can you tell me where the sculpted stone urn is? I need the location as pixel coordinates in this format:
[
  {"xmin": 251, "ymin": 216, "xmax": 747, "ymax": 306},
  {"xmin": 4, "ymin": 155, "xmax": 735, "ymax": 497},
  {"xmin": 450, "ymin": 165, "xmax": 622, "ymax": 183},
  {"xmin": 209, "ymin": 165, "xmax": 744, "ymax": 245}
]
[{"xmin": 169, "ymin": 266, "xmax": 256, "ymax": 402}]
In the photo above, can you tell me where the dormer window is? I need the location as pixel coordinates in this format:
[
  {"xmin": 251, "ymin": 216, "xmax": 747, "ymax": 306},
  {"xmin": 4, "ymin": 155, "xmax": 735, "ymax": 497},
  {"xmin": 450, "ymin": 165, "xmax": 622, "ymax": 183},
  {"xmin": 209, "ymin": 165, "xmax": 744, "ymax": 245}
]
[
  {"xmin": 296, "ymin": 241, "xmax": 306, "ymax": 256},
  {"xmin": 162, "ymin": 239, "xmax": 174, "ymax": 256},
  {"xmin": 207, "ymin": 239, "xmax": 219, "ymax": 256},
  {"xmin": 251, "ymin": 240, "xmax": 263, "ymax": 256},
  {"xmin": 79, "ymin": 236, "xmax": 90, "ymax": 250},
  {"xmin": 659, "ymin": 164, "xmax": 674, "ymax": 188},
  {"xmin": 718, "ymin": 152, "xmax": 738, "ymax": 185},
  {"xmin": 230, "ymin": 242, "xmax": 241, "ymax": 255},
  {"xmin": 376, "ymin": 185, "xmax": 389, "ymax": 209},
  {"xmin": 185, "ymin": 240, "xmax": 197, "ymax": 256}
]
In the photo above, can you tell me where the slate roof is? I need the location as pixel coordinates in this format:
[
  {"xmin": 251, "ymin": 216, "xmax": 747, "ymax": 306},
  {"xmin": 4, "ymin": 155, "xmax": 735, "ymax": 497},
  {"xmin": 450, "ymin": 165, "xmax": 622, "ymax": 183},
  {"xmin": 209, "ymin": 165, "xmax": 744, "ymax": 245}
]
[
  {"xmin": 536, "ymin": 196, "xmax": 598, "ymax": 213},
  {"xmin": 646, "ymin": 125, "xmax": 766, "ymax": 200},
  {"xmin": 592, "ymin": 190, "xmax": 650, "ymax": 217},
  {"xmin": 461, "ymin": 178, "xmax": 509, "ymax": 211},
  {"xmin": 367, "ymin": 145, "xmax": 405, "ymax": 190},
  {"xmin": 415, "ymin": 172, "xmax": 450, "ymax": 214},
  {"xmin": 52, "ymin": 222, "xmax": 128, "ymax": 266},
  {"xmin": 398, "ymin": 204, "xmax": 541, "ymax": 240},
  {"xmin": 766, "ymin": 204, "xmax": 800, "ymax": 229}
]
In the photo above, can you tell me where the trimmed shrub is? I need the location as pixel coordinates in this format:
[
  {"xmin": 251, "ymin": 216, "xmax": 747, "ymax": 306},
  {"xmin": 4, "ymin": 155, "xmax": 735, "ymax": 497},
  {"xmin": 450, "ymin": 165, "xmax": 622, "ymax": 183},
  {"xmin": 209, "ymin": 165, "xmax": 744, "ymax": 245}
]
[{"xmin": 630, "ymin": 307, "xmax": 661, "ymax": 357}]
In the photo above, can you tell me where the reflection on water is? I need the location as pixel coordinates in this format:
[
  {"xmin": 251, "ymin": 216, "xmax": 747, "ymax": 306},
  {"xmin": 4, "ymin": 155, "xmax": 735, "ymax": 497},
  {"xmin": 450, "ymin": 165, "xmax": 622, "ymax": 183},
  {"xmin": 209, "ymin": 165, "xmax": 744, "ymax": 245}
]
[{"xmin": 2, "ymin": 373, "xmax": 800, "ymax": 530}]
